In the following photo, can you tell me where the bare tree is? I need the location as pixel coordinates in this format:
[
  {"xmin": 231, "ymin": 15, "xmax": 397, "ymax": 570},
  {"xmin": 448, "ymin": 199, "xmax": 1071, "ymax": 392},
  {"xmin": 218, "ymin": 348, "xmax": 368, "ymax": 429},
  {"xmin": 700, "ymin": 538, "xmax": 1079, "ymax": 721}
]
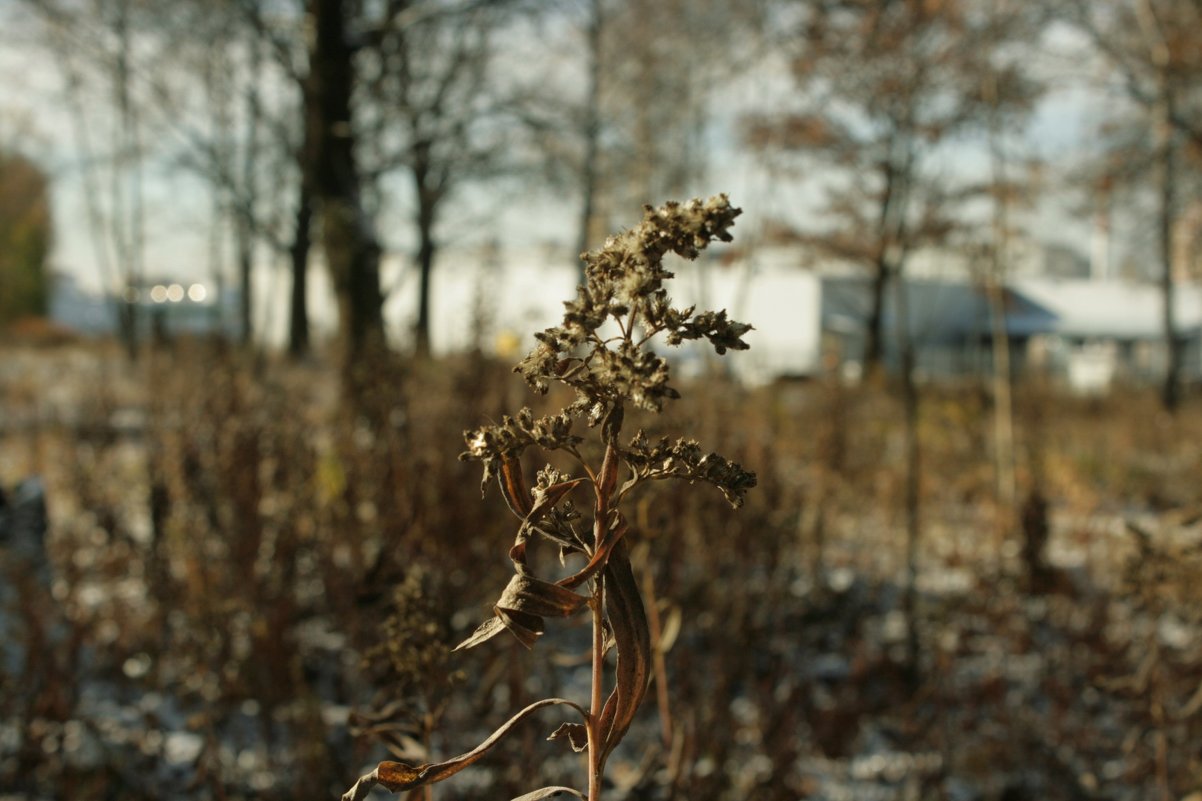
[
  {"xmin": 1067, "ymin": 0, "xmax": 1202, "ymax": 410},
  {"xmin": 306, "ymin": 0, "xmax": 386, "ymax": 366},
  {"xmin": 745, "ymin": 0, "xmax": 1038, "ymax": 379},
  {"xmin": 184, "ymin": 0, "xmax": 518, "ymax": 363},
  {"xmin": 219, "ymin": 1, "xmax": 517, "ymax": 364},
  {"xmin": 211, "ymin": 0, "xmax": 384, "ymax": 363},
  {"xmin": 346, "ymin": 1, "xmax": 519, "ymax": 358},
  {"xmin": 977, "ymin": 1, "xmax": 1047, "ymax": 546},
  {"xmin": 231, "ymin": 0, "xmax": 320, "ymax": 359},
  {"xmin": 21, "ymin": 0, "xmax": 157, "ymax": 357},
  {"xmin": 513, "ymin": 0, "xmax": 762, "ymax": 288},
  {"xmin": 21, "ymin": 0, "xmax": 307, "ymax": 354}
]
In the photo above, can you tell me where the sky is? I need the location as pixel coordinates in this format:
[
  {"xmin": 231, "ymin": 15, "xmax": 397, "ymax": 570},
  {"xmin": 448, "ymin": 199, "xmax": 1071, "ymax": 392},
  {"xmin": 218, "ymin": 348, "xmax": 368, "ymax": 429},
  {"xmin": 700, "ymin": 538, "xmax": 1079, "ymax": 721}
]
[{"xmin": 0, "ymin": 5, "xmax": 1125, "ymax": 339}]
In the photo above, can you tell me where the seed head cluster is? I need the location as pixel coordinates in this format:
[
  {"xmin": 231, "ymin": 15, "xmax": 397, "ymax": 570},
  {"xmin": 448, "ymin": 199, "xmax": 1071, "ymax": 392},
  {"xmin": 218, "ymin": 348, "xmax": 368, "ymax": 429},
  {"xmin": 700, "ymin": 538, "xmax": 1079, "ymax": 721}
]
[
  {"xmin": 463, "ymin": 194, "xmax": 756, "ymax": 509},
  {"xmin": 624, "ymin": 430, "xmax": 757, "ymax": 508},
  {"xmin": 514, "ymin": 195, "xmax": 751, "ymax": 412}
]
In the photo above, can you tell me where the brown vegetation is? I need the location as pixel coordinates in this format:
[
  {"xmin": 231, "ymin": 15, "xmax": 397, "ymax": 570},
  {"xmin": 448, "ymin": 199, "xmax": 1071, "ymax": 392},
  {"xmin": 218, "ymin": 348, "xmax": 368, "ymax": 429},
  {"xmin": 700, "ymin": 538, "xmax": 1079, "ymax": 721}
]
[{"xmin": 3, "ymin": 330, "xmax": 1202, "ymax": 800}]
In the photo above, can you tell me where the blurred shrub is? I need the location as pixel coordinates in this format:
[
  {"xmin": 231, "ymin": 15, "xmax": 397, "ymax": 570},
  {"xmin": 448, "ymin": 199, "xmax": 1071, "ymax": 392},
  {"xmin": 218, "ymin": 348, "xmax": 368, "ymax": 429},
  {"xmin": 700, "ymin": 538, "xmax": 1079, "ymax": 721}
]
[{"xmin": 0, "ymin": 151, "xmax": 52, "ymax": 328}]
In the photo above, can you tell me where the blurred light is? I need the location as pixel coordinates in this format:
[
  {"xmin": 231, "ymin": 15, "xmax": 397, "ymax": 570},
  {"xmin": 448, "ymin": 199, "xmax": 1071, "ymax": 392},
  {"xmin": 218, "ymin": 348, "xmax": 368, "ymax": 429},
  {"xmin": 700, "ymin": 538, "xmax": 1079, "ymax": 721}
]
[
  {"xmin": 150, "ymin": 285, "xmax": 168, "ymax": 303},
  {"xmin": 187, "ymin": 283, "xmax": 207, "ymax": 302},
  {"xmin": 122, "ymin": 652, "xmax": 152, "ymax": 679},
  {"xmin": 166, "ymin": 284, "xmax": 185, "ymax": 302},
  {"xmin": 494, "ymin": 330, "xmax": 520, "ymax": 358}
]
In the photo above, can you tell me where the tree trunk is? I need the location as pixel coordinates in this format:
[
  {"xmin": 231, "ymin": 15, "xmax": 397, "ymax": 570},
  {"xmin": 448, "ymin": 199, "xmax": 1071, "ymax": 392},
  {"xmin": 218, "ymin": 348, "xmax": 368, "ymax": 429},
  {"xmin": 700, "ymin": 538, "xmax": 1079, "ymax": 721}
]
[
  {"xmin": 236, "ymin": 221, "xmax": 254, "ymax": 345},
  {"xmin": 237, "ymin": 30, "xmax": 262, "ymax": 347},
  {"xmin": 864, "ymin": 260, "xmax": 889, "ymax": 376},
  {"xmin": 309, "ymin": 0, "xmax": 385, "ymax": 370},
  {"xmin": 865, "ymin": 156, "xmax": 899, "ymax": 379},
  {"xmin": 414, "ymin": 226, "xmax": 435, "ymax": 358},
  {"xmin": 987, "ymin": 279, "xmax": 1016, "ymax": 541},
  {"xmin": 289, "ymin": 45, "xmax": 320, "ymax": 361},
  {"xmin": 411, "ymin": 143, "xmax": 442, "ymax": 359},
  {"xmin": 288, "ymin": 181, "xmax": 312, "ymax": 359},
  {"xmin": 113, "ymin": 0, "xmax": 143, "ymax": 361},
  {"xmin": 894, "ymin": 268, "xmax": 921, "ymax": 687},
  {"xmin": 1158, "ymin": 88, "xmax": 1180, "ymax": 412},
  {"xmin": 983, "ymin": 65, "xmax": 1016, "ymax": 545}
]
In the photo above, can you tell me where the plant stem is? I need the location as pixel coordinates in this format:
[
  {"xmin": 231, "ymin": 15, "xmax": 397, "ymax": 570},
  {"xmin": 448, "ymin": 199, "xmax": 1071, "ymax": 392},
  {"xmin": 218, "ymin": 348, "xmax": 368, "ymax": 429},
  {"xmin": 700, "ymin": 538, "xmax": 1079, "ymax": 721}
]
[
  {"xmin": 589, "ymin": 440, "xmax": 619, "ymax": 801},
  {"xmin": 587, "ymin": 580, "xmax": 605, "ymax": 801}
]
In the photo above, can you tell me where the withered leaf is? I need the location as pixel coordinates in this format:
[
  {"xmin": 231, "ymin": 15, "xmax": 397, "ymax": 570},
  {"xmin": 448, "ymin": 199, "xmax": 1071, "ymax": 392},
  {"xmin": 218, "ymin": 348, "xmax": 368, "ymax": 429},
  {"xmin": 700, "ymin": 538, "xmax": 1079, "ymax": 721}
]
[
  {"xmin": 528, "ymin": 478, "xmax": 586, "ymax": 523},
  {"xmin": 452, "ymin": 617, "xmax": 507, "ymax": 652},
  {"xmin": 601, "ymin": 403, "xmax": 624, "ymax": 444},
  {"xmin": 558, "ymin": 512, "xmax": 629, "ymax": 591},
  {"xmin": 547, "ymin": 722, "xmax": 589, "ymax": 753},
  {"xmin": 509, "ymin": 788, "xmax": 585, "ymax": 800},
  {"xmin": 597, "ymin": 442, "xmax": 620, "ymax": 502},
  {"xmin": 499, "ymin": 457, "xmax": 533, "ymax": 519},
  {"xmin": 499, "ymin": 573, "xmax": 588, "ymax": 619},
  {"xmin": 340, "ymin": 698, "xmax": 587, "ymax": 801},
  {"xmin": 511, "ymin": 478, "xmax": 586, "ymax": 567},
  {"xmin": 454, "ymin": 574, "xmax": 588, "ymax": 651},
  {"xmin": 596, "ymin": 539, "xmax": 651, "ymax": 769},
  {"xmin": 495, "ymin": 607, "xmax": 545, "ymax": 649}
]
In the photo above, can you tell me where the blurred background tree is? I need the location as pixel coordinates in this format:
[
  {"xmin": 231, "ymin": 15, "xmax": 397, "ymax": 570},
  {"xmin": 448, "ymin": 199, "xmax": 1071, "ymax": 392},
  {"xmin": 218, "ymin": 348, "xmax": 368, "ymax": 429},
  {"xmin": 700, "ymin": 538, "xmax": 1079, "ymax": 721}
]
[
  {"xmin": 1063, "ymin": 0, "xmax": 1202, "ymax": 411},
  {"xmin": 0, "ymin": 150, "xmax": 53, "ymax": 327},
  {"xmin": 744, "ymin": 0, "xmax": 1042, "ymax": 380}
]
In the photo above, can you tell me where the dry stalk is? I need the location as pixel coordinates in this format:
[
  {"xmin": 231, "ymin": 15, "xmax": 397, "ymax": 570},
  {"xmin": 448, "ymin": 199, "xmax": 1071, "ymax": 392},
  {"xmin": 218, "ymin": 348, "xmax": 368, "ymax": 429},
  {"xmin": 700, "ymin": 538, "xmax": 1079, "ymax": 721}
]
[{"xmin": 340, "ymin": 196, "xmax": 757, "ymax": 801}]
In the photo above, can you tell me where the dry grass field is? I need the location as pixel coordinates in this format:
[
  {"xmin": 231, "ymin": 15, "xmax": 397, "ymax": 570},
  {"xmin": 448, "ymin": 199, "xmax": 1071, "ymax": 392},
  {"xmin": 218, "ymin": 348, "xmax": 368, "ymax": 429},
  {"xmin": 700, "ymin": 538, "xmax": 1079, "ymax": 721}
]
[{"xmin": 2, "ymin": 340, "xmax": 1201, "ymax": 801}]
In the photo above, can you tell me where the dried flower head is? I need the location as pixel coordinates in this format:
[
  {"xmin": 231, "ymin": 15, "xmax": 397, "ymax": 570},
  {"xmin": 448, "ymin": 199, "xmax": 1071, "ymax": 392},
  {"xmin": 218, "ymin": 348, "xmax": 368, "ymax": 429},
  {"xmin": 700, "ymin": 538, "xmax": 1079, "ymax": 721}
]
[
  {"xmin": 622, "ymin": 431, "xmax": 758, "ymax": 508},
  {"xmin": 511, "ymin": 195, "xmax": 752, "ymax": 419}
]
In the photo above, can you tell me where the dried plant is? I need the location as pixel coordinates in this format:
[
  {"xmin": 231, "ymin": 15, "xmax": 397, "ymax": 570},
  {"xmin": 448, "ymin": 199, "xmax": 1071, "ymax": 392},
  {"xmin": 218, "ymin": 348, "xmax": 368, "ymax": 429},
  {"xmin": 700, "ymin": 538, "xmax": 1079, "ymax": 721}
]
[
  {"xmin": 353, "ymin": 567, "xmax": 463, "ymax": 765},
  {"xmin": 341, "ymin": 195, "xmax": 756, "ymax": 801}
]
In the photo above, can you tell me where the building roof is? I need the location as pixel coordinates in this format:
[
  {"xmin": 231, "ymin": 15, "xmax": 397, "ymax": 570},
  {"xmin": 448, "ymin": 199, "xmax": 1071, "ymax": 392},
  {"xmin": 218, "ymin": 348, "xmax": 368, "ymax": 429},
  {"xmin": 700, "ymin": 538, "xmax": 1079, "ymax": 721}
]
[
  {"xmin": 822, "ymin": 274, "xmax": 1202, "ymax": 345},
  {"xmin": 821, "ymin": 276, "xmax": 1058, "ymax": 344},
  {"xmin": 1012, "ymin": 278, "xmax": 1202, "ymax": 341}
]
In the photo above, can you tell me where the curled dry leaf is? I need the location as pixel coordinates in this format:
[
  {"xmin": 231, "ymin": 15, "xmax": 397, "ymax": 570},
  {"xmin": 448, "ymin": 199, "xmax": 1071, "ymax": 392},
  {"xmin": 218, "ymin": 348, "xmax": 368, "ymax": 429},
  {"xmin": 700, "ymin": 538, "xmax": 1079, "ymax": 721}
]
[
  {"xmin": 547, "ymin": 722, "xmax": 589, "ymax": 753},
  {"xmin": 509, "ymin": 474, "xmax": 587, "ymax": 566},
  {"xmin": 596, "ymin": 442, "xmax": 620, "ymax": 502},
  {"xmin": 529, "ymin": 478, "xmax": 588, "ymax": 524},
  {"xmin": 499, "ymin": 457, "xmax": 533, "ymax": 518},
  {"xmin": 454, "ymin": 573, "xmax": 588, "ymax": 651},
  {"xmin": 460, "ymin": 475, "xmax": 592, "ymax": 652},
  {"xmin": 340, "ymin": 698, "xmax": 587, "ymax": 800},
  {"xmin": 557, "ymin": 512, "xmax": 629, "ymax": 591},
  {"xmin": 509, "ymin": 788, "xmax": 585, "ymax": 800}
]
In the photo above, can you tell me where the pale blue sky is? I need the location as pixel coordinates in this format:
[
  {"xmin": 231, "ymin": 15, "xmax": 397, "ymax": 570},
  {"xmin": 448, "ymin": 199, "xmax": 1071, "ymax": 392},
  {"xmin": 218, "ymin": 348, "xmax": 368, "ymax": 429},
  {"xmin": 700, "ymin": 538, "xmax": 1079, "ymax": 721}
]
[{"xmin": 0, "ymin": 9, "xmax": 1116, "ymax": 309}]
